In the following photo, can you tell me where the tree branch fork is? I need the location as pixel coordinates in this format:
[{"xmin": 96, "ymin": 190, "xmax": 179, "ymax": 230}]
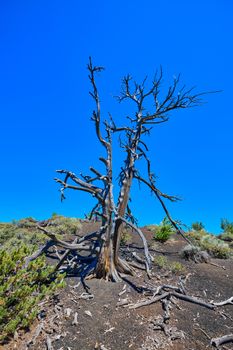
[{"xmin": 27, "ymin": 58, "xmax": 217, "ymax": 282}]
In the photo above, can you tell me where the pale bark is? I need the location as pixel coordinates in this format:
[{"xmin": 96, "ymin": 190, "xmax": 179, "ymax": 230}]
[{"xmin": 33, "ymin": 58, "xmax": 209, "ymax": 281}]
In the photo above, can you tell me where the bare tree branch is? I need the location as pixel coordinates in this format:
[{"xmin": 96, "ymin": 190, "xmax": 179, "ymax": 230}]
[
  {"xmin": 37, "ymin": 226, "xmax": 97, "ymax": 252},
  {"xmin": 52, "ymin": 58, "xmax": 215, "ymax": 281},
  {"xmin": 118, "ymin": 216, "xmax": 152, "ymax": 277}
]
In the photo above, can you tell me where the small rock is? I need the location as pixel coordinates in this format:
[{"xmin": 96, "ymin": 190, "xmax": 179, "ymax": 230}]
[
  {"xmin": 116, "ymin": 298, "xmax": 129, "ymax": 307},
  {"xmin": 84, "ymin": 310, "xmax": 92, "ymax": 317},
  {"xmin": 65, "ymin": 308, "xmax": 72, "ymax": 317}
]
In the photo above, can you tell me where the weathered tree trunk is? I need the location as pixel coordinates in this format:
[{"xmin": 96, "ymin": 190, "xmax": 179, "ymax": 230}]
[
  {"xmin": 49, "ymin": 58, "xmax": 207, "ymax": 283},
  {"xmin": 113, "ymin": 178, "xmax": 133, "ymax": 266},
  {"xmin": 95, "ymin": 239, "xmax": 121, "ymax": 282},
  {"xmin": 94, "ymin": 219, "xmax": 123, "ymax": 282},
  {"xmin": 113, "ymin": 129, "xmax": 141, "ymax": 267}
]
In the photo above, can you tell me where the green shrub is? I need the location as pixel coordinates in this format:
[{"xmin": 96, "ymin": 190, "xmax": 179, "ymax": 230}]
[
  {"xmin": 153, "ymin": 217, "xmax": 174, "ymax": 242},
  {"xmin": 154, "ymin": 255, "xmax": 168, "ymax": 269},
  {"xmin": 220, "ymin": 218, "xmax": 233, "ymax": 234},
  {"xmin": 185, "ymin": 228, "xmax": 232, "ymax": 260},
  {"xmin": 191, "ymin": 221, "xmax": 205, "ymax": 231},
  {"xmin": 169, "ymin": 261, "xmax": 185, "ymax": 274},
  {"xmin": 219, "ymin": 219, "xmax": 233, "ymax": 242},
  {"xmin": 199, "ymin": 236, "xmax": 231, "ymax": 259},
  {"xmin": 154, "ymin": 255, "xmax": 185, "ymax": 274},
  {"xmin": 180, "ymin": 244, "xmax": 200, "ymax": 260},
  {"xmin": 0, "ymin": 215, "xmax": 83, "ymax": 342},
  {"xmin": 0, "ymin": 244, "xmax": 65, "ymax": 342},
  {"xmin": 0, "ymin": 224, "xmax": 17, "ymax": 244},
  {"xmin": 155, "ymin": 226, "xmax": 172, "ymax": 242},
  {"xmin": 218, "ymin": 231, "xmax": 233, "ymax": 243},
  {"xmin": 186, "ymin": 229, "xmax": 207, "ymax": 243},
  {"xmin": 0, "ymin": 221, "xmax": 46, "ymax": 247},
  {"xmin": 0, "ymin": 216, "xmax": 82, "ymax": 249},
  {"xmin": 16, "ymin": 217, "xmax": 37, "ymax": 229},
  {"xmin": 49, "ymin": 216, "xmax": 82, "ymax": 236}
]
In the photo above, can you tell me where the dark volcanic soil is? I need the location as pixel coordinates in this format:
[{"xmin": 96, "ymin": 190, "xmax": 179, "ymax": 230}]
[{"xmin": 2, "ymin": 225, "xmax": 233, "ymax": 350}]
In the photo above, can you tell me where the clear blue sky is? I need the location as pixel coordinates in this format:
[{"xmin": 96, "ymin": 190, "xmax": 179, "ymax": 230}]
[{"xmin": 0, "ymin": 0, "xmax": 232, "ymax": 234}]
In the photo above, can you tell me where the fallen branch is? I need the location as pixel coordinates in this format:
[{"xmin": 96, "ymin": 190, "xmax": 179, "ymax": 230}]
[
  {"xmin": 213, "ymin": 297, "xmax": 233, "ymax": 307},
  {"xmin": 171, "ymin": 291, "xmax": 215, "ymax": 310},
  {"xmin": 211, "ymin": 334, "xmax": 233, "ymax": 347},
  {"xmin": 53, "ymin": 237, "xmax": 78, "ymax": 272},
  {"xmin": 46, "ymin": 335, "xmax": 54, "ymax": 350},
  {"xmin": 128, "ymin": 284, "xmax": 216, "ymax": 310},
  {"xmin": 24, "ymin": 229, "xmax": 99, "ymax": 272},
  {"xmin": 162, "ymin": 297, "xmax": 171, "ymax": 322},
  {"xmin": 209, "ymin": 261, "xmax": 226, "ymax": 270},
  {"xmin": 72, "ymin": 312, "xmax": 78, "ymax": 326},
  {"xmin": 194, "ymin": 326, "xmax": 211, "ymax": 340},
  {"xmin": 27, "ymin": 322, "xmax": 44, "ymax": 347},
  {"xmin": 119, "ymin": 217, "xmax": 152, "ymax": 276},
  {"xmin": 23, "ymin": 241, "xmax": 55, "ymax": 268},
  {"xmin": 129, "ymin": 292, "xmax": 170, "ymax": 309}
]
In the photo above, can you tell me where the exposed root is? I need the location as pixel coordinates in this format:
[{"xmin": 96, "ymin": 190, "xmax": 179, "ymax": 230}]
[
  {"xmin": 171, "ymin": 291, "xmax": 215, "ymax": 309},
  {"xmin": 162, "ymin": 296, "xmax": 171, "ymax": 322},
  {"xmin": 128, "ymin": 261, "xmax": 146, "ymax": 270},
  {"xmin": 116, "ymin": 257, "xmax": 135, "ymax": 276}
]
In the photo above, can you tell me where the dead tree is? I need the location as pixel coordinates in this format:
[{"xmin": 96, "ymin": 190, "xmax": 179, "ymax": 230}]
[{"xmin": 36, "ymin": 58, "xmax": 208, "ymax": 282}]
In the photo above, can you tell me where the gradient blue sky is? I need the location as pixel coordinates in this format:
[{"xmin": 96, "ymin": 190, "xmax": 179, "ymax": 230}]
[{"xmin": 0, "ymin": 0, "xmax": 232, "ymax": 233}]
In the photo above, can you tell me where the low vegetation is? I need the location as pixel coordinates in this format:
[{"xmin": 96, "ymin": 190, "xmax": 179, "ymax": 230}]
[
  {"xmin": 120, "ymin": 229, "xmax": 132, "ymax": 245},
  {"xmin": 0, "ymin": 214, "xmax": 232, "ymax": 344},
  {"xmin": 218, "ymin": 218, "xmax": 233, "ymax": 244},
  {"xmin": 147, "ymin": 218, "xmax": 233, "ymax": 259},
  {"xmin": 199, "ymin": 236, "xmax": 231, "ymax": 259},
  {"xmin": 154, "ymin": 255, "xmax": 185, "ymax": 274},
  {"xmin": 48, "ymin": 214, "xmax": 82, "ymax": 236},
  {"xmin": 0, "ymin": 243, "xmax": 65, "ymax": 342},
  {"xmin": 149, "ymin": 217, "xmax": 175, "ymax": 243},
  {"xmin": 0, "ymin": 215, "xmax": 82, "ymax": 342},
  {"xmin": 186, "ymin": 221, "xmax": 232, "ymax": 259},
  {"xmin": 0, "ymin": 220, "xmax": 46, "ymax": 249},
  {"xmin": 0, "ymin": 215, "xmax": 82, "ymax": 248},
  {"xmin": 191, "ymin": 221, "xmax": 205, "ymax": 231}
]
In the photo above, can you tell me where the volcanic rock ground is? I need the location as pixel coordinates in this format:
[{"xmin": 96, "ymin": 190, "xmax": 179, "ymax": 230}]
[{"xmin": 2, "ymin": 223, "xmax": 233, "ymax": 350}]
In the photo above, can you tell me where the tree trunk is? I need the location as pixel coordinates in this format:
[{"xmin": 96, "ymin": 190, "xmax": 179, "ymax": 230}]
[
  {"xmin": 113, "ymin": 171, "xmax": 134, "ymax": 266},
  {"xmin": 94, "ymin": 218, "xmax": 121, "ymax": 282},
  {"xmin": 95, "ymin": 218, "xmax": 134, "ymax": 281},
  {"xmin": 95, "ymin": 240, "xmax": 122, "ymax": 282}
]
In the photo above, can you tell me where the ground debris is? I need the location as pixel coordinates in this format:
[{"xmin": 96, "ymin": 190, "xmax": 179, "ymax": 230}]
[{"xmin": 84, "ymin": 310, "xmax": 92, "ymax": 317}]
